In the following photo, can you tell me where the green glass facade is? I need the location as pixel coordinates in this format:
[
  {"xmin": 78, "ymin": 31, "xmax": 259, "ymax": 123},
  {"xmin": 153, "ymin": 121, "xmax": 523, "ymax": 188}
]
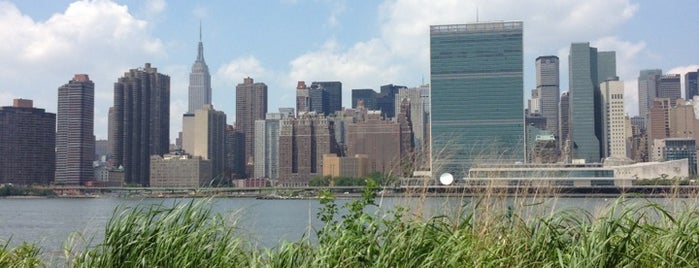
[{"xmin": 430, "ymin": 22, "xmax": 524, "ymax": 178}]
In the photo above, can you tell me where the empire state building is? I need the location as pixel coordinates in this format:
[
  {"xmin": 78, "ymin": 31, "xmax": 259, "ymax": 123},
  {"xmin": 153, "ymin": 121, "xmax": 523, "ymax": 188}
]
[{"xmin": 188, "ymin": 26, "xmax": 212, "ymax": 113}]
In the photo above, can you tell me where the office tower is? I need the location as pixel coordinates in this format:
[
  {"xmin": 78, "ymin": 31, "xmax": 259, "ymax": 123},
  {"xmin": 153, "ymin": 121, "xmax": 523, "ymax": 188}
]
[
  {"xmin": 0, "ymin": 99, "xmax": 55, "ymax": 185},
  {"xmin": 600, "ymin": 79, "xmax": 627, "ymax": 159},
  {"xmin": 568, "ymin": 42, "xmax": 616, "ymax": 163},
  {"xmin": 351, "ymin": 89, "xmax": 379, "ymax": 110},
  {"xmin": 686, "ymin": 71, "xmax": 698, "ymax": 100},
  {"xmin": 111, "ymin": 63, "xmax": 170, "ymax": 186},
  {"xmin": 236, "ymin": 77, "xmax": 268, "ymax": 177},
  {"xmin": 181, "ymin": 104, "xmax": 226, "ymax": 181},
  {"xmin": 351, "ymin": 84, "xmax": 405, "ymax": 119},
  {"xmin": 278, "ymin": 112, "xmax": 333, "ymax": 186},
  {"xmin": 535, "ymin": 56, "xmax": 560, "ymax": 135},
  {"xmin": 188, "ymin": 26, "xmax": 212, "ymax": 113},
  {"xmin": 657, "ymin": 74, "xmax": 681, "ymax": 106},
  {"xmin": 430, "ymin": 22, "xmax": 524, "ymax": 177},
  {"xmin": 312, "ymin": 81, "xmax": 342, "ymax": 115},
  {"xmin": 56, "ymin": 74, "xmax": 95, "ymax": 185},
  {"xmin": 254, "ymin": 111, "xmax": 290, "ymax": 179},
  {"xmin": 647, "ymin": 98, "xmax": 671, "ymax": 156},
  {"xmin": 296, "ymin": 81, "xmax": 310, "ymax": 113},
  {"xmin": 559, "ymin": 91, "xmax": 570, "ymax": 161},
  {"xmin": 638, "ymin": 69, "xmax": 662, "ymax": 122}
]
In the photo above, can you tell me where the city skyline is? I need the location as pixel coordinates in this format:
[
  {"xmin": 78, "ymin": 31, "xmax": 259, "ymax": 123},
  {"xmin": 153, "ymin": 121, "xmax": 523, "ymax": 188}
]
[{"xmin": 1, "ymin": 0, "xmax": 699, "ymax": 143}]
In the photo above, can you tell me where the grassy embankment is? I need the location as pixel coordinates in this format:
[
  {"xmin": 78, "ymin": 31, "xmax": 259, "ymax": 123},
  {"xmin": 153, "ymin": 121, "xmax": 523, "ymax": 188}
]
[{"xmin": 3, "ymin": 179, "xmax": 699, "ymax": 267}]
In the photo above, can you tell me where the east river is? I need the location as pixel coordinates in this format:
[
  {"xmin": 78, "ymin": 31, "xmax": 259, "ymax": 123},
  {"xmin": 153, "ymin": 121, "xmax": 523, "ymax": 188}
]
[{"xmin": 1, "ymin": 195, "xmax": 697, "ymax": 259}]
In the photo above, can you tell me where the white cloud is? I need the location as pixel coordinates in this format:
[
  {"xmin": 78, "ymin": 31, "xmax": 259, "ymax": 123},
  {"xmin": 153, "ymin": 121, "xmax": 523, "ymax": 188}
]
[
  {"xmin": 0, "ymin": 0, "xmax": 164, "ymax": 139},
  {"xmin": 145, "ymin": 0, "xmax": 166, "ymax": 15},
  {"xmin": 287, "ymin": 0, "xmax": 640, "ymax": 111},
  {"xmin": 216, "ymin": 56, "xmax": 270, "ymax": 86}
]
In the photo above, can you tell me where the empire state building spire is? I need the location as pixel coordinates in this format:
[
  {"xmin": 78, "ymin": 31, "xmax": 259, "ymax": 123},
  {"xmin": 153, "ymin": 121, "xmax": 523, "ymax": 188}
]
[{"xmin": 187, "ymin": 22, "xmax": 212, "ymax": 113}]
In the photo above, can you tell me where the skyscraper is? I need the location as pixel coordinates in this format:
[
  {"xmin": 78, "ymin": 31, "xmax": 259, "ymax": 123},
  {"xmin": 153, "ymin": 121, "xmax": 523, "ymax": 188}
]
[
  {"xmin": 600, "ymin": 79, "xmax": 627, "ymax": 159},
  {"xmin": 0, "ymin": 99, "xmax": 55, "ymax": 185},
  {"xmin": 657, "ymin": 74, "xmax": 681, "ymax": 106},
  {"xmin": 278, "ymin": 112, "xmax": 332, "ymax": 186},
  {"xmin": 235, "ymin": 77, "xmax": 267, "ymax": 177},
  {"xmin": 182, "ymin": 104, "xmax": 226, "ymax": 181},
  {"xmin": 430, "ymin": 22, "xmax": 524, "ymax": 177},
  {"xmin": 638, "ymin": 69, "xmax": 662, "ymax": 121},
  {"xmin": 111, "ymin": 63, "xmax": 170, "ymax": 186},
  {"xmin": 568, "ymin": 42, "xmax": 616, "ymax": 163},
  {"xmin": 312, "ymin": 81, "xmax": 342, "ymax": 115},
  {"xmin": 685, "ymin": 71, "xmax": 698, "ymax": 100},
  {"xmin": 254, "ymin": 111, "xmax": 290, "ymax": 179},
  {"xmin": 187, "ymin": 25, "xmax": 211, "ymax": 113},
  {"xmin": 535, "ymin": 56, "xmax": 560, "ymax": 136},
  {"xmin": 56, "ymin": 74, "xmax": 95, "ymax": 185}
]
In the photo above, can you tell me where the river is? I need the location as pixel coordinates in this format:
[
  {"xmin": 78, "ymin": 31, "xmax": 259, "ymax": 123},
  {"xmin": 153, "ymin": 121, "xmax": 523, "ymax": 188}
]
[{"xmin": 1, "ymin": 195, "xmax": 696, "ymax": 258}]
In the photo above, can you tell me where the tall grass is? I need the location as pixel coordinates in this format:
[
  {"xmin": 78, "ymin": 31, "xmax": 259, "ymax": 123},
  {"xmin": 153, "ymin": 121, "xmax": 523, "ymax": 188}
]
[{"xmin": 4, "ymin": 182, "xmax": 699, "ymax": 267}]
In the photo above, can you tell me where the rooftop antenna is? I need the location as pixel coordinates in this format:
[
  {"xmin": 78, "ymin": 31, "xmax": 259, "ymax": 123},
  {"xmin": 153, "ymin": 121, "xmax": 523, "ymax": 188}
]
[
  {"xmin": 199, "ymin": 20, "xmax": 202, "ymax": 42},
  {"xmin": 476, "ymin": 7, "xmax": 479, "ymax": 22}
]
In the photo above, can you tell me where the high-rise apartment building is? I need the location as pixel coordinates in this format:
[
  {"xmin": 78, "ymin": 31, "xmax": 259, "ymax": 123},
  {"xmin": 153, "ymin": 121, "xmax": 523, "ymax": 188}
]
[
  {"xmin": 638, "ymin": 69, "xmax": 662, "ymax": 122},
  {"xmin": 56, "ymin": 74, "xmax": 95, "ymax": 185},
  {"xmin": 657, "ymin": 74, "xmax": 681, "ymax": 106},
  {"xmin": 535, "ymin": 56, "xmax": 560, "ymax": 135},
  {"xmin": 0, "ymin": 99, "xmax": 56, "ymax": 185},
  {"xmin": 236, "ymin": 77, "xmax": 268, "ymax": 177},
  {"xmin": 568, "ymin": 42, "xmax": 616, "ymax": 163},
  {"xmin": 187, "ymin": 27, "xmax": 211, "ymax": 113},
  {"xmin": 430, "ymin": 21, "xmax": 524, "ymax": 177},
  {"xmin": 600, "ymin": 79, "xmax": 627, "ymax": 159},
  {"xmin": 254, "ymin": 111, "xmax": 291, "ymax": 179},
  {"xmin": 182, "ymin": 104, "xmax": 226, "ymax": 181},
  {"xmin": 278, "ymin": 112, "xmax": 333, "ymax": 186},
  {"xmin": 111, "ymin": 63, "xmax": 170, "ymax": 186}
]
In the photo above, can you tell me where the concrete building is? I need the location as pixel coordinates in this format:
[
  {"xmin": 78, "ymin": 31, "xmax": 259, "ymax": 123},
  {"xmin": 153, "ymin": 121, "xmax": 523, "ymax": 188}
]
[
  {"xmin": 56, "ymin": 74, "xmax": 95, "ymax": 185},
  {"xmin": 235, "ymin": 77, "xmax": 267, "ymax": 177},
  {"xmin": 322, "ymin": 154, "xmax": 369, "ymax": 178},
  {"xmin": 528, "ymin": 89, "xmax": 540, "ymax": 114},
  {"xmin": 685, "ymin": 71, "xmax": 698, "ymax": 101},
  {"xmin": 638, "ymin": 69, "xmax": 662, "ymax": 126},
  {"xmin": 430, "ymin": 22, "xmax": 524, "ymax": 178},
  {"xmin": 150, "ymin": 153, "xmax": 212, "ymax": 187},
  {"xmin": 0, "ymin": 99, "xmax": 56, "ymax": 185},
  {"xmin": 278, "ymin": 112, "xmax": 333, "ymax": 186},
  {"xmin": 536, "ymin": 56, "xmax": 560, "ymax": 136},
  {"xmin": 600, "ymin": 79, "xmax": 628, "ymax": 159},
  {"xmin": 187, "ymin": 26, "xmax": 212, "ymax": 114},
  {"xmin": 651, "ymin": 138, "xmax": 697, "ymax": 175},
  {"xmin": 182, "ymin": 104, "xmax": 226, "ymax": 180},
  {"xmin": 111, "ymin": 63, "xmax": 170, "ymax": 186},
  {"xmin": 568, "ymin": 42, "xmax": 616, "ymax": 163},
  {"xmin": 669, "ymin": 99, "xmax": 699, "ymax": 140},
  {"xmin": 657, "ymin": 74, "xmax": 681, "ymax": 106}
]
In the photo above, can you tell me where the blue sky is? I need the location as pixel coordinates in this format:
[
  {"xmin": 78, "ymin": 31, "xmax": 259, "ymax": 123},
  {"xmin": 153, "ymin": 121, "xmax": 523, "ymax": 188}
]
[{"xmin": 1, "ymin": 0, "xmax": 698, "ymax": 142}]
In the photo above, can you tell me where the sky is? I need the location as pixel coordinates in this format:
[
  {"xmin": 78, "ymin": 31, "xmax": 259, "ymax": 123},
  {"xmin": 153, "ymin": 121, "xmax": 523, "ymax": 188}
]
[{"xmin": 1, "ymin": 0, "xmax": 698, "ymax": 142}]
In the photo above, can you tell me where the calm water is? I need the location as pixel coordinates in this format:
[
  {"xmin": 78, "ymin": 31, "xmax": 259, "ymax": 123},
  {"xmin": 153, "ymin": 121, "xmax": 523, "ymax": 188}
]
[{"xmin": 1, "ymin": 195, "xmax": 696, "ymax": 255}]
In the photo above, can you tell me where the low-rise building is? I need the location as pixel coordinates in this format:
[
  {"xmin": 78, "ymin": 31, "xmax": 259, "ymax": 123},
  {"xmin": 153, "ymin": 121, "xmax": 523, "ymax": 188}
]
[{"xmin": 150, "ymin": 153, "xmax": 212, "ymax": 187}]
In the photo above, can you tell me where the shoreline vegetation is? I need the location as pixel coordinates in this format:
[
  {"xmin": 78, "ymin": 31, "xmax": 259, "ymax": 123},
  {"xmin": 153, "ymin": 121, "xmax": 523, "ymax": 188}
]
[{"xmin": 2, "ymin": 180, "xmax": 699, "ymax": 266}]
